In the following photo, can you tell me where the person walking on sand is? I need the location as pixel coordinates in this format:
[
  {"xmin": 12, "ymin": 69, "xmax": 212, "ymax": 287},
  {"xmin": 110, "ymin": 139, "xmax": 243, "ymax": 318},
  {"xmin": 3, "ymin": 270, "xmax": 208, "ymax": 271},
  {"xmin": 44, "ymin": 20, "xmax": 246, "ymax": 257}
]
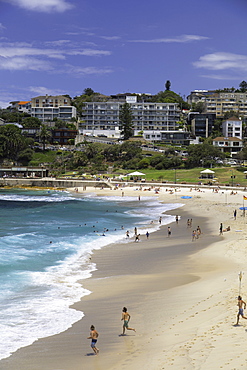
[
  {"xmin": 121, "ymin": 307, "xmax": 136, "ymax": 335},
  {"xmin": 135, "ymin": 234, "xmax": 140, "ymax": 242},
  {"xmin": 167, "ymin": 226, "xmax": 171, "ymax": 237},
  {"xmin": 146, "ymin": 231, "xmax": 149, "ymax": 239},
  {"xmin": 219, "ymin": 223, "xmax": 223, "ymax": 235},
  {"xmin": 234, "ymin": 209, "xmax": 237, "ymax": 220},
  {"xmin": 175, "ymin": 215, "xmax": 179, "ymax": 224},
  {"xmin": 236, "ymin": 296, "xmax": 247, "ymax": 325},
  {"xmin": 87, "ymin": 325, "xmax": 99, "ymax": 354},
  {"xmin": 192, "ymin": 230, "xmax": 196, "ymax": 241},
  {"xmin": 196, "ymin": 226, "xmax": 201, "ymax": 238}
]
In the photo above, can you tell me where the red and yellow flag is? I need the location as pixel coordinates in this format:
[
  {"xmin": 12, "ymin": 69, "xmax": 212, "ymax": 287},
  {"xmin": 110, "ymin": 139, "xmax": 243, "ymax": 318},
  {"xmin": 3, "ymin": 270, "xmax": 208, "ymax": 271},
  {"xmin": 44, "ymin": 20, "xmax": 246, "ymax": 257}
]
[{"xmin": 243, "ymin": 196, "xmax": 247, "ymax": 200}]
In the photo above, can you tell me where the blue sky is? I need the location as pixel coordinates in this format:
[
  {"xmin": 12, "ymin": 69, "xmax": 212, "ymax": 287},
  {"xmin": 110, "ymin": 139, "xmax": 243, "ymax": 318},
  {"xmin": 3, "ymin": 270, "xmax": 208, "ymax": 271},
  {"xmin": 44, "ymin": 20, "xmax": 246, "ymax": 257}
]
[{"xmin": 0, "ymin": 0, "xmax": 247, "ymax": 107}]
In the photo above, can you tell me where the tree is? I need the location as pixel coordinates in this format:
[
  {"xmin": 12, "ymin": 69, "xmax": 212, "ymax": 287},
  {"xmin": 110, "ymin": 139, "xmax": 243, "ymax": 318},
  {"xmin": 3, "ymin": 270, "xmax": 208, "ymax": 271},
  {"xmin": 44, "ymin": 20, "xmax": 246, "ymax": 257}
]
[
  {"xmin": 39, "ymin": 124, "xmax": 52, "ymax": 151},
  {"xmin": 239, "ymin": 81, "xmax": 247, "ymax": 92},
  {"xmin": 185, "ymin": 142, "xmax": 224, "ymax": 168},
  {"xmin": 84, "ymin": 88, "xmax": 95, "ymax": 96},
  {"xmin": 191, "ymin": 101, "xmax": 206, "ymax": 113},
  {"xmin": 119, "ymin": 103, "xmax": 134, "ymax": 140},
  {"xmin": 165, "ymin": 80, "xmax": 171, "ymax": 91},
  {"xmin": 0, "ymin": 124, "xmax": 29, "ymax": 160},
  {"xmin": 152, "ymin": 90, "xmax": 190, "ymax": 110},
  {"xmin": 223, "ymin": 111, "xmax": 239, "ymax": 120},
  {"xmin": 22, "ymin": 117, "xmax": 41, "ymax": 128}
]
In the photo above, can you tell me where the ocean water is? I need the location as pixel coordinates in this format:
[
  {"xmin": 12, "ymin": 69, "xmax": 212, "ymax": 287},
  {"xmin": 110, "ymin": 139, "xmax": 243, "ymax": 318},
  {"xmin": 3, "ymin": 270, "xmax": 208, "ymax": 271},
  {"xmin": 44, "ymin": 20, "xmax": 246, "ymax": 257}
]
[{"xmin": 0, "ymin": 188, "xmax": 183, "ymax": 360}]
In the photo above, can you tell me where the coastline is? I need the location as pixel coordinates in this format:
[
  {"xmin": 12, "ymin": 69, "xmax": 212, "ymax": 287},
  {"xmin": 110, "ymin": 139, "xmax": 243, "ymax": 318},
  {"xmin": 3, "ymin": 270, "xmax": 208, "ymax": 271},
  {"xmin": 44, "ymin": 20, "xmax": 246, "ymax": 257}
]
[{"xmin": 1, "ymin": 185, "xmax": 247, "ymax": 369}]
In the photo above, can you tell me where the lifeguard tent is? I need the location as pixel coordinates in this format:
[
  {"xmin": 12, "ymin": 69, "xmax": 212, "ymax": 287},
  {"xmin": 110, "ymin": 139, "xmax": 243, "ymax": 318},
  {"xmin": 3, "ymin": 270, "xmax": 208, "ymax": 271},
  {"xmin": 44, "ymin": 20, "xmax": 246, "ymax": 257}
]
[{"xmin": 199, "ymin": 169, "xmax": 215, "ymax": 179}]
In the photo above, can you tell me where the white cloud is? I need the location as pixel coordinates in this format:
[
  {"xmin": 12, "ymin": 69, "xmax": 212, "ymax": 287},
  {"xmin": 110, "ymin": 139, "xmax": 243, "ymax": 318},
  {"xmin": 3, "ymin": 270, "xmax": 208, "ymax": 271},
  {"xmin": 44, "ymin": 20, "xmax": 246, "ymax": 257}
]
[
  {"xmin": 193, "ymin": 52, "xmax": 247, "ymax": 72},
  {"xmin": 28, "ymin": 86, "xmax": 65, "ymax": 96},
  {"xmin": 0, "ymin": 56, "xmax": 52, "ymax": 71},
  {"xmin": 67, "ymin": 65, "xmax": 113, "ymax": 75},
  {"xmin": 0, "ymin": 42, "xmax": 111, "ymax": 71},
  {"xmin": 200, "ymin": 74, "xmax": 241, "ymax": 80},
  {"xmin": 5, "ymin": 0, "xmax": 73, "ymax": 13},
  {"xmin": 69, "ymin": 49, "xmax": 111, "ymax": 56},
  {"xmin": 129, "ymin": 34, "xmax": 209, "ymax": 43},
  {"xmin": 100, "ymin": 36, "xmax": 121, "ymax": 41},
  {"xmin": 0, "ymin": 44, "xmax": 66, "ymax": 59},
  {"xmin": 0, "ymin": 23, "xmax": 6, "ymax": 31}
]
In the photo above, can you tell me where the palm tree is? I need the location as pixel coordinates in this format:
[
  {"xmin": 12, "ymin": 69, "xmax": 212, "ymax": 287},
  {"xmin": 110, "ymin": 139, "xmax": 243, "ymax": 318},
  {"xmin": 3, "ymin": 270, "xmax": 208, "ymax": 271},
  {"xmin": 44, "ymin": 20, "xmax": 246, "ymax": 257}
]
[{"xmin": 39, "ymin": 124, "xmax": 51, "ymax": 151}]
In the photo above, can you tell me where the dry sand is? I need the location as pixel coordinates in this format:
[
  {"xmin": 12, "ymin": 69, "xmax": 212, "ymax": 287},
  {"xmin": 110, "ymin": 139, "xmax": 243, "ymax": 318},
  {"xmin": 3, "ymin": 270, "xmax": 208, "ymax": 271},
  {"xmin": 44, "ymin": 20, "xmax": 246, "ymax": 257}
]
[{"xmin": 1, "ymin": 184, "xmax": 247, "ymax": 370}]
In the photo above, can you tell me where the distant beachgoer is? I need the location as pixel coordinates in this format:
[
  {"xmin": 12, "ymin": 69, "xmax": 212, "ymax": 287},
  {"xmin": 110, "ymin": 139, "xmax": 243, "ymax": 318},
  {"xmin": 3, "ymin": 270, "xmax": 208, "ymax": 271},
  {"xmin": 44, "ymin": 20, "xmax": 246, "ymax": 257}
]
[
  {"xmin": 175, "ymin": 215, "xmax": 179, "ymax": 224},
  {"xmin": 138, "ymin": 196, "xmax": 140, "ymax": 201},
  {"xmin": 126, "ymin": 230, "xmax": 130, "ymax": 238},
  {"xmin": 234, "ymin": 209, "xmax": 237, "ymax": 220},
  {"xmin": 134, "ymin": 227, "xmax": 137, "ymax": 235},
  {"xmin": 159, "ymin": 216, "xmax": 162, "ymax": 224},
  {"xmin": 196, "ymin": 226, "xmax": 201, "ymax": 238},
  {"xmin": 87, "ymin": 325, "xmax": 99, "ymax": 355},
  {"xmin": 135, "ymin": 234, "xmax": 140, "ymax": 242},
  {"xmin": 187, "ymin": 219, "xmax": 190, "ymax": 228},
  {"xmin": 167, "ymin": 226, "xmax": 171, "ymax": 237},
  {"xmin": 121, "ymin": 307, "xmax": 136, "ymax": 335},
  {"xmin": 235, "ymin": 296, "xmax": 247, "ymax": 325},
  {"xmin": 146, "ymin": 231, "xmax": 149, "ymax": 239},
  {"xmin": 219, "ymin": 223, "xmax": 223, "ymax": 235},
  {"xmin": 192, "ymin": 230, "xmax": 196, "ymax": 241}
]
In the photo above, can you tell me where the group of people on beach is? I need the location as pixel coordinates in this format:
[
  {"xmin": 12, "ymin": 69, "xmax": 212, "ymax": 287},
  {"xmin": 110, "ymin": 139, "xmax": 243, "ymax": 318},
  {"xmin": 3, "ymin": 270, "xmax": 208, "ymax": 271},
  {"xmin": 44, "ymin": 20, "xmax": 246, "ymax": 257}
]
[{"xmin": 87, "ymin": 307, "xmax": 135, "ymax": 355}]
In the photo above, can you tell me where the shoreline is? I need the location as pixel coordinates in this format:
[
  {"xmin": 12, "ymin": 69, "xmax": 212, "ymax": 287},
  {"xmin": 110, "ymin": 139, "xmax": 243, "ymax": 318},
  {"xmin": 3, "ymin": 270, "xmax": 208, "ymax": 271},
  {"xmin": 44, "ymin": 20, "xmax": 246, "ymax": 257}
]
[{"xmin": 1, "ymin": 185, "xmax": 247, "ymax": 369}]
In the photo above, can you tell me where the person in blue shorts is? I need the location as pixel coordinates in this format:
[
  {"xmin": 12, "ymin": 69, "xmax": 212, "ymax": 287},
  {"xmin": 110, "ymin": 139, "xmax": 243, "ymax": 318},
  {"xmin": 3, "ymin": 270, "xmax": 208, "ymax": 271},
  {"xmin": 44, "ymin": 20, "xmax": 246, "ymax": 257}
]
[
  {"xmin": 121, "ymin": 307, "xmax": 136, "ymax": 335},
  {"xmin": 87, "ymin": 325, "xmax": 99, "ymax": 354},
  {"xmin": 236, "ymin": 296, "xmax": 247, "ymax": 325}
]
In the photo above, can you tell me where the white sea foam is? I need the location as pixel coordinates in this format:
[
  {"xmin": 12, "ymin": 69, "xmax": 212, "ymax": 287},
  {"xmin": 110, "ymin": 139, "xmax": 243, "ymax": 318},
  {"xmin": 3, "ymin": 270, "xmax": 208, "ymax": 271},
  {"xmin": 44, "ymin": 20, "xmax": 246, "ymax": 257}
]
[{"xmin": 0, "ymin": 193, "xmax": 75, "ymax": 202}]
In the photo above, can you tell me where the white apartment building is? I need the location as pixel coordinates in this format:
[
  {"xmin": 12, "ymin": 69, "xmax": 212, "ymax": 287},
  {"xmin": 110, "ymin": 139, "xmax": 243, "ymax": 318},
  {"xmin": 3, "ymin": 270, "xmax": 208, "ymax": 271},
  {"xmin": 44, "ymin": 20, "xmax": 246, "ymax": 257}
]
[
  {"xmin": 222, "ymin": 117, "xmax": 242, "ymax": 139},
  {"xmin": 31, "ymin": 95, "xmax": 76, "ymax": 123},
  {"xmin": 79, "ymin": 96, "xmax": 180, "ymax": 141}
]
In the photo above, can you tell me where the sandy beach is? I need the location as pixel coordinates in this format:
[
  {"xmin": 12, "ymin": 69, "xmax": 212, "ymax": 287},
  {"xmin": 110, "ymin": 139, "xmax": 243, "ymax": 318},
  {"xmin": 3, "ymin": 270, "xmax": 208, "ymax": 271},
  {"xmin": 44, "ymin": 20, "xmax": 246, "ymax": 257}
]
[{"xmin": 1, "ymin": 184, "xmax": 247, "ymax": 370}]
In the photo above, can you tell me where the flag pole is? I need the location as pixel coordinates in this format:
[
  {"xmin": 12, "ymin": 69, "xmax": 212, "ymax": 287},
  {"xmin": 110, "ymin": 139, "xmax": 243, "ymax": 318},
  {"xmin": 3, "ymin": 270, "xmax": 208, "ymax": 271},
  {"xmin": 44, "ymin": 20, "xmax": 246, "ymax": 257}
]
[{"xmin": 239, "ymin": 271, "xmax": 243, "ymax": 295}]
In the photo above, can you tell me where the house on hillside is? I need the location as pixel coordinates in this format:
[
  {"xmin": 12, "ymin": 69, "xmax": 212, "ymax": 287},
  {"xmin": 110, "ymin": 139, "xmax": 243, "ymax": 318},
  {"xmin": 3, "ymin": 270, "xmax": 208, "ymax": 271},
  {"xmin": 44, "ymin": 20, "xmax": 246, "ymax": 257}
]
[{"xmin": 212, "ymin": 136, "xmax": 243, "ymax": 157}]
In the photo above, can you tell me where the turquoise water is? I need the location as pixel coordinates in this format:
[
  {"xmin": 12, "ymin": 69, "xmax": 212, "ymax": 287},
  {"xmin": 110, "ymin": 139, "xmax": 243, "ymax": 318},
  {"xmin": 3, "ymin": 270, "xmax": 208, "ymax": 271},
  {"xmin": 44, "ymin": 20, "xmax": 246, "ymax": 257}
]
[{"xmin": 0, "ymin": 188, "xmax": 182, "ymax": 359}]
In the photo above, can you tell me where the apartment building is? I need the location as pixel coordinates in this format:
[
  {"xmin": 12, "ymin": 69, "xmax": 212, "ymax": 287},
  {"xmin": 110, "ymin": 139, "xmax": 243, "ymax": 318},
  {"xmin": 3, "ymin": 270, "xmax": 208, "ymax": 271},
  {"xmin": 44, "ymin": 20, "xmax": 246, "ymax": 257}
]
[
  {"xmin": 187, "ymin": 112, "xmax": 215, "ymax": 138},
  {"xmin": 79, "ymin": 96, "xmax": 180, "ymax": 141},
  {"xmin": 31, "ymin": 95, "xmax": 76, "ymax": 123},
  {"xmin": 222, "ymin": 117, "xmax": 242, "ymax": 139},
  {"xmin": 187, "ymin": 90, "xmax": 247, "ymax": 118}
]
